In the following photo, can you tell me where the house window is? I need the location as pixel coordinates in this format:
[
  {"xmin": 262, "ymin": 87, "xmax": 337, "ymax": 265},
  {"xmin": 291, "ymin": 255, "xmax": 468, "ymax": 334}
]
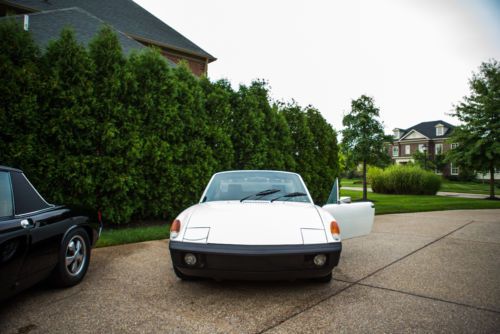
[
  {"xmin": 436, "ymin": 126, "xmax": 444, "ymax": 136},
  {"xmin": 418, "ymin": 144, "xmax": 425, "ymax": 153},
  {"xmin": 435, "ymin": 143, "xmax": 443, "ymax": 155},
  {"xmin": 405, "ymin": 145, "xmax": 410, "ymax": 155},
  {"xmin": 451, "ymin": 143, "xmax": 458, "ymax": 149},
  {"xmin": 450, "ymin": 163, "xmax": 459, "ymax": 175},
  {"xmin": 392, "ymin": 146, "xmax": 399, "ymax": 157}
]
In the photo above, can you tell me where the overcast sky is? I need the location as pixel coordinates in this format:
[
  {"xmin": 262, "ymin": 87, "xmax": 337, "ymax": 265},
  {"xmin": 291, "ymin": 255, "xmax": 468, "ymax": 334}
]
[{"xmin": 135, "ymin": 0, "xmax": 500, "ymax": 133}]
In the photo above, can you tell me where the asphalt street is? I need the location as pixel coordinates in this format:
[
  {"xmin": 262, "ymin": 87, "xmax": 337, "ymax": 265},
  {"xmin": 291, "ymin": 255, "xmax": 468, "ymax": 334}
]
[{"xmin": 1, "ymin": 209, "xmax": 499, "ymax": 333}]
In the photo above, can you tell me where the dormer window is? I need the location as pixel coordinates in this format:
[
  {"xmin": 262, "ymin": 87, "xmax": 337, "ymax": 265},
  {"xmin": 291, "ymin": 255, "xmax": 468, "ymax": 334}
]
[
  {"xmin": 393, "ymin": 128, "xmax": 402, "ymax": 139},
  {"xmin": 435, "ymin": 124, "xmax": 446, "ymax": 136}
]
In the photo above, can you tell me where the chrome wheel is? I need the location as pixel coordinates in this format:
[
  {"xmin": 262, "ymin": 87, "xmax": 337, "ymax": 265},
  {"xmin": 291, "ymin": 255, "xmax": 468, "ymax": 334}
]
[{"xmin": 65, "ymin": 235, "xmax": 86, "ymax": 276}]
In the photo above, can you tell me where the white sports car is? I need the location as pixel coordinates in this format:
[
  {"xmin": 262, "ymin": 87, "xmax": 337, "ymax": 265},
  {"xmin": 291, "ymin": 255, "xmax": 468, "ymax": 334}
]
[{"xmin": 169, "ymin": 170, "xmax": 374, "ymax": 282}]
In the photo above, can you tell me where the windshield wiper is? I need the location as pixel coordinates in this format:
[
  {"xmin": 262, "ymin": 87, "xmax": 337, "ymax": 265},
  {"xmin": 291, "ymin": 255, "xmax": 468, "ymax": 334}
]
[
  {"xmin": 270, "ymin": 192, "xmax": 307, "ymax": 202},
  {"xmin": 240, "ymin": 189, "xmax": 281, "ymax": 202}
]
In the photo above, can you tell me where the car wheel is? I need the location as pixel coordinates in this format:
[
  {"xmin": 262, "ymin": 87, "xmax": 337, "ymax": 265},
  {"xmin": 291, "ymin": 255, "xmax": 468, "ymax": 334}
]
[
  {"xmin": 173, "ymin": 266, "xmax": 197, "ymax": 281},
  {"xmin": 52, "ymin": 227, "xmax": 91, "ymax": 287},
  {"xmin": 314, "ymin": 272, "xmax": 332, "ymax": 283}
]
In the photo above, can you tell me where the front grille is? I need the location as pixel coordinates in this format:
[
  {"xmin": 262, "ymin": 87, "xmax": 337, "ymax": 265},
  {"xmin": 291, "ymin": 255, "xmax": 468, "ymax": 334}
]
[{"xmin": 205, "ymin": 253, "xmax": 320, "ymax": 271}]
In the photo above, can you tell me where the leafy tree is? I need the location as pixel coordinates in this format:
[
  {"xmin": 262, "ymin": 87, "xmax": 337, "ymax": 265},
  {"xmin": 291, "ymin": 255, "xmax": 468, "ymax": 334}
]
[
  {"xmin": 124, "ymin": 48, "xmax": 177, "ymax": 219},
  {"xmin": 88, "ymin": 26, "xmax": 143, "ymax": 223},
  {"xmin": 231, "ymin": 81, "xmax": 271, "ymax": 169},
  {"xmin": 36, "ymin": 29, "xmax": 96, "ymax": 209},
  {"xmin": 305, "ymin": 107, "xmax": 339, "ymax": 204},
  {"xmin": 264, "ymin": 104, "xmax": 296, "ymax": 171},
  {"xmin": 170, "ymin": 62, "xmax": 218, "ymax": 212},
  {"xmin": 446, "ymin": 60, "xmax": 500, "ymax": 199},
  {"xmin": 0, "ymin": 20, "xmax": 41, "ymax": 173},
  {"xmin": 281, "ymin": 102, "xmax": 315, "ymax": 180},
  {"xmin": 342, "ymin": 95, "xmax": 390, "ymax": 200},
  {"xmin": 200, "ymin": 78, "xmax": 235, "ymax": 171}
]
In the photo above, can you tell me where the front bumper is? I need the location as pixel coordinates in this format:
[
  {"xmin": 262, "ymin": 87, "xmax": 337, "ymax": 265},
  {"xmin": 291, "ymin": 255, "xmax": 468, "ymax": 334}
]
[{"xmin": 169, "ymin": 241, "xmax": 342, "ymax": 280}]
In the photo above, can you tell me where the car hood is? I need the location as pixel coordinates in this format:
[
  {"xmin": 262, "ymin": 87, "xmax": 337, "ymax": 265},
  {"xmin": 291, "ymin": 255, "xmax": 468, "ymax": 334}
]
[{"xmin": 184, "ymin": 201, "xmax": 326, "ymax": 245}]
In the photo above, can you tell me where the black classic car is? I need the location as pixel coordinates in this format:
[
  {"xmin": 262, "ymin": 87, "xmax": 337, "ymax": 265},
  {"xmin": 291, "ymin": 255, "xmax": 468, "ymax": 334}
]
[{"xmin": 0, "ymin": 166, "xmax": 101, "ymax": 300}]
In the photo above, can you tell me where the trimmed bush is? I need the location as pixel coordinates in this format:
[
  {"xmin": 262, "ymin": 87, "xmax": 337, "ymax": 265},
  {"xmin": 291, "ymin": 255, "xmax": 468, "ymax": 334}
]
[{"xmin": 369, "ymin": 165, "xmax": 441, "ymax": 195}]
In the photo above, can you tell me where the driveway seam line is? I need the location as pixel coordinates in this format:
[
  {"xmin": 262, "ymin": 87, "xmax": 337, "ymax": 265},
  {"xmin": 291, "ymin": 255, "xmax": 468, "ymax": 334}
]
[
  {"xmin": 370, "ymin": 231, "xmax": 449, "ymax": 238},
  {"xmin": 259, "ymin": 220, "xmax": 475, "ymax": 334},
  {"xmin": 256, "ymin": 282, "xmax": 354, "ymax": 334},
  {"xmin": 446, "ymin": 236, "xmax": 500, "ymax": 245},
  {"xmin": 357, "ymin": 282, "xmax": 500, "ymax": 315},
  {"xmin": 357, "ymin": 220, "xmax": 474, "ymax": 283}
]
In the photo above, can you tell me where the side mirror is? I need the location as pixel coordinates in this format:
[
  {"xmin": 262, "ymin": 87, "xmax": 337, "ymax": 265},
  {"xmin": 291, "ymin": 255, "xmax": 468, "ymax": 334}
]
[{"xmin": 339, "ymin": 196, "xmax": 351, "ymax": 204}]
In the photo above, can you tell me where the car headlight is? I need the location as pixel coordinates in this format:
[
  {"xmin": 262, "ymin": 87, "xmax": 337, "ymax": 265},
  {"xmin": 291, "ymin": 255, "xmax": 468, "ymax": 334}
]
[
  {"xmin": 184, "ymin": 253, "xmax": 197, "ymax": 266},
  {"xmin": 313, "ymin": 254, "xmax": 327, "ymax": 266}
]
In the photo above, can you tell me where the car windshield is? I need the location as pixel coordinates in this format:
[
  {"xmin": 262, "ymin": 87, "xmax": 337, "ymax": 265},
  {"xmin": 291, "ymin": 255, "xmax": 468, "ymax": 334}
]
[{"xmin": 202, "ymin": 171, "xmax": 310, "ymax": 203}]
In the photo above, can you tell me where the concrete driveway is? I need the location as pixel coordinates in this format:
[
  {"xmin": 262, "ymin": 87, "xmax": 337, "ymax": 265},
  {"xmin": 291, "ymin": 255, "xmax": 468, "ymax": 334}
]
[{"xmin": 1, "ymin": 209, "xmax": 499, "ymax": 333}]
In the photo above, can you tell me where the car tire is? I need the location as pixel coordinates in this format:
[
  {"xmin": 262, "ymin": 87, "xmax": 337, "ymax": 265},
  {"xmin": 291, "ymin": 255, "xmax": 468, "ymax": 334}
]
[
  {"xmin": 51, "ymin": 227, "xmax": 91, "ymax": 287},
  {"xmin": 173, "ymin": 266, "xmax": 197, "ymax": 281},
  {"xmin": 314, "ymin": 272, "xmax": 332, "ymax": 283}
]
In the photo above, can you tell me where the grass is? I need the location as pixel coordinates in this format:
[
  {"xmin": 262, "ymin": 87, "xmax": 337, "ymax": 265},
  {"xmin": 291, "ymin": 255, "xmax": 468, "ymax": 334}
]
[
  {"xmin": 342, "ymin": 177, "xmax": 499, "ymax": 195},
  {"xmin": 96, "ymin": 224, "xmax": 169, "ymax": 248},
  {"xmin": 341, "ymin": 189, "xmax": 500, "ymax": 215},
  {"xmin": 340, "ymin": 178, "xmax": 363, "ymax": 187},
  {"xmin": 94, "ymin": 189, "xmax": 500, "ymax": 248},
  {"xmin": 440, "ymin": 179, "xmax": 498, "ymax": 195}
]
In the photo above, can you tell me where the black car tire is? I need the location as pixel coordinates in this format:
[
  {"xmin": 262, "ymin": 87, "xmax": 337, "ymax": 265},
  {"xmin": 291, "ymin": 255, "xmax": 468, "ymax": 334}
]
[
  {"xmin": 314, "ymin": 272, "xmax": 332, "ymax": 283},
  {"xmin": 51, "ymin": 227, "xmax": 91, "ymax": 287},
  {"xmin": 173, "ymin": 266, "xmax": 198, "ymax": 281}
]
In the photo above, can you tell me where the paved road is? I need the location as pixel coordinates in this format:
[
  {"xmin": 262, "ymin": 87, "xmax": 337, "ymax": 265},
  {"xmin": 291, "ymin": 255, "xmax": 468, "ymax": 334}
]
[
  {"xmin": 341, "ymin": 186, "xmax": 490, "ymax": 199},
  {"xmin": 1, "ymin": 210, "xmax": 499, "ymax": 333}
]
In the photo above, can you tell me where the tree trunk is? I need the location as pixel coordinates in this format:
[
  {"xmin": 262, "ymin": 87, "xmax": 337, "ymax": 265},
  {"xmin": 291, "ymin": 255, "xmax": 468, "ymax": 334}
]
[
  {"xmin": 362, "ymin": 159, "xmax": 367, "ymax": 201},
  {"xmin": 489, "ymin": 161, "xmax": 496, "ymax": 200}
]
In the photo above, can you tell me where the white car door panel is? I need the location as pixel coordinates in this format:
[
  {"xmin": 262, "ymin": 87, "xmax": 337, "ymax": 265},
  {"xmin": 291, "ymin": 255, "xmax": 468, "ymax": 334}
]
[
  {"xmin": 322, "ymin": 202, "xmax": 374, "ymax": 239},
  {"xmin": 322, "ymin": 177, "xmax": 375, "ymax": 239}
]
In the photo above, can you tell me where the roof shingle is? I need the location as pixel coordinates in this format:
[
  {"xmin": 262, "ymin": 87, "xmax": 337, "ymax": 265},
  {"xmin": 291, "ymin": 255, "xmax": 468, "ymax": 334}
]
[
  {"xmin": 1, "ymin": 7, "xmax": 147, "ymax": 55},
  {"xmin": 400, "ymin": 120, "xmax": 455, "ymax": 140},
  {"xmin": 4, "ymin": 0, "xmax": 215, "ymax": 60}
]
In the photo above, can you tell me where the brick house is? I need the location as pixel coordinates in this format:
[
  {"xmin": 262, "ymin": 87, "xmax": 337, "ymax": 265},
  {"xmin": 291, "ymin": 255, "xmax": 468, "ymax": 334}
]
[
  {"xmin": 389, "ymin": 120, "xmax": 458, "ymax": 176},
  {"xmin": 0, "ymin": 0, "xmax": 216, "ymax": 76}
]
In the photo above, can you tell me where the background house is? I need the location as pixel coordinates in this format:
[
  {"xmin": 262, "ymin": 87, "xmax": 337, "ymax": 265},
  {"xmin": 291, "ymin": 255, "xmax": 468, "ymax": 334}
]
[
  {"xmin": 0, "ymin": 0, "xmax": 216, "ymax": 76},
  {"xmin": 389, "ymin": 120, "xmax": 457, "ymax": 176}
]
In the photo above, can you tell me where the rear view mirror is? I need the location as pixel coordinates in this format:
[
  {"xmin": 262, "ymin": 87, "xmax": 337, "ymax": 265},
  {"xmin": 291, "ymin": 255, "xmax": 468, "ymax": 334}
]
[{"xmin": 339, "ymin": 196, "xmax": 351, "ymax": 204}]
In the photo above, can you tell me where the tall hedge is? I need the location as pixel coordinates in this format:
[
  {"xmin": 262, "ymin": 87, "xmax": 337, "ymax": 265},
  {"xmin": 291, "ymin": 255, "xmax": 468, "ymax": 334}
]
[
  {"xmin": 368, "ymin": 165, "xmax": 441, "ymax": 195},
  {"xmin": 0, "ymin": 21, "xmax": 340, "ymax": 223}
]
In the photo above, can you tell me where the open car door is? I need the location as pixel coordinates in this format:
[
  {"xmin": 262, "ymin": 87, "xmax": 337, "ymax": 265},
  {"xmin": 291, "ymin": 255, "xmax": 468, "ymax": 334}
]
[{"xmin": 322, "ymin": 178, "xmax": 375, "ymax": 239}]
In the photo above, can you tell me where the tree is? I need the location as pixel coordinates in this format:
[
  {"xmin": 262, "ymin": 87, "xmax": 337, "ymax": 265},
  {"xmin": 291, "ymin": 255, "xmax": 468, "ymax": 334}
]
[
  {"xmin": 36, "ymin": 28, "xmax": 96, "ymax": 209},
  {"xmin": 446, "ymin": 60, "xmax": 500, "ymax": 199},
  {"xmin": 342, "ymin": 95, "xmax": 390, "ymax": 200},
  {"xmin": 88, "ymin": 26, "xmax": 143, "ymax": 223},
  {"xmin": 0, "ymin": 20, "xmax": 41, "ymax": 174},
  {"xmin": 281, "ymin": 102, "xmax": 315, "ymax": 180},
  {"xmin": 200, "ymin": 78, "xmax": 235, "ymax": 171},
  {"xmin": 124, "ymin": 47, "xmax": 177, "ymax": 219}
]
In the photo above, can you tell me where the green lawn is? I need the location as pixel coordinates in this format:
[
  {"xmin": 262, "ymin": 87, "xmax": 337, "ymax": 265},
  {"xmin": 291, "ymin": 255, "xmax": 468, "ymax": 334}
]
[
  {"xmin": 96, "ymin": 224, "xmax": 169, "ymax": 248},
  {"xmin": 95, "ymin": 190, "xmax": 500, "ymax": 247},
  {"xmin": 440, "ymin": 179, "xmax": 498, "ymax": 195},
  {"xmin": 340, "ymin": 178, "xmax": 363, "ymax": 187},
  {"xmin": 341, "ymin": 189, "xmax": 500, "ymax": 215},
  {"xmin": 341, "ymin": 178, "xmax": 498, "ymax": 195}
]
